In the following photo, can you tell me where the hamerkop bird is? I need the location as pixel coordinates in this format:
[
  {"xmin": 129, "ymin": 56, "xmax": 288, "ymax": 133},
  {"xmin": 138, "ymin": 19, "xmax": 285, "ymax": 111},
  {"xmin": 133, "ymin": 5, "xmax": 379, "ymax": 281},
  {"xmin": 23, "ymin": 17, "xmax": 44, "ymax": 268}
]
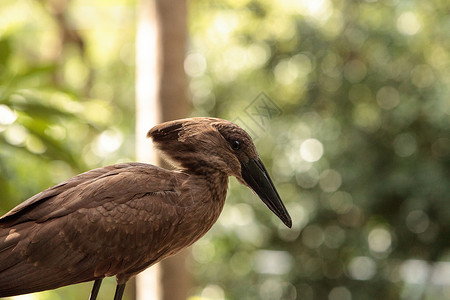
[{"xmin": 0, "ymin": 117, "xmax": 291, "ymax": 299}]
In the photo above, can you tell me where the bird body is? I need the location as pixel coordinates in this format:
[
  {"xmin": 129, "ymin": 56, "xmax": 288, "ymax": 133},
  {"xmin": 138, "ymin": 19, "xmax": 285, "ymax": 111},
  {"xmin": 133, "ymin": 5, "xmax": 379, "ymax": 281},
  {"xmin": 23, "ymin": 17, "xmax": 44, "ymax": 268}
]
[{"xmin": 0, "ymin": 117, "xmax": 291, "ymax": 298}]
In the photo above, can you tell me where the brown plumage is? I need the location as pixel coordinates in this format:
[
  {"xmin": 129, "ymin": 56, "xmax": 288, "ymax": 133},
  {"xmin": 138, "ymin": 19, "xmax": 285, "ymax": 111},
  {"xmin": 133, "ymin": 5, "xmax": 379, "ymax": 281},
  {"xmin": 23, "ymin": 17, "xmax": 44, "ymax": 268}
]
[{"xmin": 0, "ymin": 117, "xmax": 291, "ymax": 299}]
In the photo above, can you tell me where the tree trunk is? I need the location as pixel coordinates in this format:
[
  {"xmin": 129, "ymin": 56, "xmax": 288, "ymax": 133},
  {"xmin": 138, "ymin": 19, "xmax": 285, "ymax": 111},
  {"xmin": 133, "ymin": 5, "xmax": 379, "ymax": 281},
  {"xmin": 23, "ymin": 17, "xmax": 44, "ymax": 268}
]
[{"xmin": 135, "ymin": 0, "xmax": 190, "ymax": 299}]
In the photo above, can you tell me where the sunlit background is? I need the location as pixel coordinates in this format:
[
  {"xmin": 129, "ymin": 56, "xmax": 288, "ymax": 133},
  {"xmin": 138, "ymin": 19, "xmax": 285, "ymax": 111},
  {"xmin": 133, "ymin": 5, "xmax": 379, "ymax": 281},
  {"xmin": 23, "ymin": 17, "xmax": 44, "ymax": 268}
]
[{"xmin": 1, "ymin": 0, "xmax": 449, "ymax": 299}]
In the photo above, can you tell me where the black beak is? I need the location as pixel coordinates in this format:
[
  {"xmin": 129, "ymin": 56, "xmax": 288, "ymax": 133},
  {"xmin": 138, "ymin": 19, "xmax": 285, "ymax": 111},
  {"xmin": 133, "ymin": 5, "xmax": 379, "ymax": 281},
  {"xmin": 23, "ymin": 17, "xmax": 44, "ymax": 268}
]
[{"xmin": 241, "ymin": 158, "xmax": 292, "ymax": 228}]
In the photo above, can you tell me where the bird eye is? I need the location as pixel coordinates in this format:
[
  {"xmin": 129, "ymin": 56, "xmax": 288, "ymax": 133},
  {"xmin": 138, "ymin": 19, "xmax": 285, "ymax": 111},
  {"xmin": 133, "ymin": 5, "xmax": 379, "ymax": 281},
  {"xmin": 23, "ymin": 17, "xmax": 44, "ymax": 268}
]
[{"xmin": 231, "ymin": 140, "xmax": 241, "ymax": 150}]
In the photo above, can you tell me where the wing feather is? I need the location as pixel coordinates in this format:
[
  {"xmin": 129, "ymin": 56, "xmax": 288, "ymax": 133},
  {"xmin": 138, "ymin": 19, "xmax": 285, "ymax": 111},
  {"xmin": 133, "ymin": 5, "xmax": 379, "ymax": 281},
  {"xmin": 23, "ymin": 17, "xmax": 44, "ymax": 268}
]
[{"xmin": 0, "ymin": 163, "xmax": 190, "ymax": 297}]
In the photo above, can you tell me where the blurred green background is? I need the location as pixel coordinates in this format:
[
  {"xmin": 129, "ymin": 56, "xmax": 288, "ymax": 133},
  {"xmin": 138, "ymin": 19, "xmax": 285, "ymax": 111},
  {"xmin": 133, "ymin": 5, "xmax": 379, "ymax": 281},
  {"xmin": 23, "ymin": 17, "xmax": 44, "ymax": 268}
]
[{"xmin": 1, "ymin": 0, "xmax": 449, "ymax": 299}]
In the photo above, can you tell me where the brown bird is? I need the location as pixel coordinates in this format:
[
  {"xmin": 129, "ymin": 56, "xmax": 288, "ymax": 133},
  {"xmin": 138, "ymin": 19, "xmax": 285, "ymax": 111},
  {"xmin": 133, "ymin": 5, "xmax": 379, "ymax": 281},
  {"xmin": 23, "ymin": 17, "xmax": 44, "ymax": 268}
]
[{"xmin": 0, "ymin": 117, "xmax": 291, "ymax": 299}]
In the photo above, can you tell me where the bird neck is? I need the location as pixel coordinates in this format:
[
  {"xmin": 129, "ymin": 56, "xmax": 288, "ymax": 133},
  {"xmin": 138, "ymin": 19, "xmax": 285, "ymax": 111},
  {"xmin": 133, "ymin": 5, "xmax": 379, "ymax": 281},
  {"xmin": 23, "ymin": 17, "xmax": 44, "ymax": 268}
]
[
  {"xmin": 184, "ymin": 167, "xmax": 229, "ymax": 203},
  {"xmin": 190, "ymin": 170, "xmax": 229, "ymax": 233},
  {"xmin": 205, "ymin": 172, "xmax": 229, "ymax": 204}
]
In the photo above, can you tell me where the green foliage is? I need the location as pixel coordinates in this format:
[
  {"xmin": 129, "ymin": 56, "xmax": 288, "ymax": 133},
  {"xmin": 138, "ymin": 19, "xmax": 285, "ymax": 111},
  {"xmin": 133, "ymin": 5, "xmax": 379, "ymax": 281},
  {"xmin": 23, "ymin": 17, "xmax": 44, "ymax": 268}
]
[
  {"xmin": 0, "ymin": 1, "xmax": 135, "ymax": 298},
  {"xmin": 187, "ymin": 0, "xmax": 450, "ymax": 299},
  {"xmin": 0, "ymin": 0, "xmax": 136, "ymax": 210}
]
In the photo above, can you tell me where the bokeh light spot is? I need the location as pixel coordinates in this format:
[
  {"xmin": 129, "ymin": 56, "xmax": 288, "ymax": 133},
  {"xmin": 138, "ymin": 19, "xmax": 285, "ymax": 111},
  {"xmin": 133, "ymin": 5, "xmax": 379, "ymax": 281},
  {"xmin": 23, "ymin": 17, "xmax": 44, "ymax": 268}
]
[
  {"xmin": 93, "ymin": 129, "xmax": 123, "ymax": 156},
  {"xmin": 297, "ymin": 0, "xmax": 333, "ymax": 23},
  {"xmin": 254, "ymin": 250, "xmax": 292, "ymax": 275},
  {"xmin": 0, "ymin": 104, "xmax": 17, "ymax": 126},
  {"xmin": 400, "ymin": 259, "xmax": 429, "ymax": 284},
  {"xmin": 5, "ymin": 124, "xmax": 27, "ymax": 146},
  {"xmin": 184, "ymin": 53, "xmax": 207, "ymax": 77},
  {"xmin": 296, "ymin": 167, "xmax": 320, "ymax": 188},
  {"xmin": 368, "ymin": 227, "xmax": 392, "ymax": 253},
  {"xmin": 319, "ymin": 169, "xmax": 342, "ymax": 192},
  {"xmin": 247, "ymin": 43, "xmax": 271, "ymax": 68},
  {"xmin": 45, "ymin": 124, "xmax": 66, "ymax": 141},
  {"xmin": 393, "ymin": 133, "xmax": 417, "ymax": 157},
  {"xmin": 302, "ymin": 225, "xmax": 325, "ymax": 248},
  {"xmin": 328, "ymin": 286, "xmax": 352, "ymax": 300},
  {"xmin": 396, "ymin": 12, "xmax": 421, "ymax": 35},
  {"xmin": 230, "ymin": 251, "xmax": 252, "ymax": 276},
  {"xmin": 410, "ymin": 64, "xmax": 435, "ymax": 88},
  {"xmin": 300, "ymin": 138, "xmax": 323, "ymax": 162},
  {"xmin": 348, "ymin": 256, "xmax": 376, "ymax": 280},
  {"xmin": 192, "ymin": 240, "xmax": 216, "ymax": 264},
  {"xmin": 328, "ymin": 191, "xmax": 353, "ymax": 214},
  {"xmin": 25, "ymin": 135, "xmax": 46, "ymax": 154},
  {"xmin": 406, "ymin": 210, "xmax": 429, "ymax": 234},
  {"xmin": 353, "ymin": 103, "xmax": 380, "ymax": 132},
  {"xmin": 201, "ymin": 284, "xmax": 225, "ymax": 300},
  {"xmin": 343, "ymin": 60, "xmax": 367, "ymax": 83},
  {"xmin": 259, "ymin": 279, "xmax": 283, "ymax": 300},
  {"xmin": 376, "ymin": 86, "xmax": 400, "ymax": 110}
]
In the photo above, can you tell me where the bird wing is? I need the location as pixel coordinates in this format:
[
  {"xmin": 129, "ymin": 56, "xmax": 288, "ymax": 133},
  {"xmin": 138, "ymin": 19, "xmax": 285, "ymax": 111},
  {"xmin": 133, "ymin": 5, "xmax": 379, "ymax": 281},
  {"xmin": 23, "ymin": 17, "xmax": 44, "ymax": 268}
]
[
  {"xmin": 0, "ymin": 162, "xmax": 191, "ymax": 296},
  {"xmin": 0, "ymin": 163, "xmax": 123, "ymax": 223},
  {"xmin": 0, "ymin": 162, "xmax": 177, "ymax": 225}
]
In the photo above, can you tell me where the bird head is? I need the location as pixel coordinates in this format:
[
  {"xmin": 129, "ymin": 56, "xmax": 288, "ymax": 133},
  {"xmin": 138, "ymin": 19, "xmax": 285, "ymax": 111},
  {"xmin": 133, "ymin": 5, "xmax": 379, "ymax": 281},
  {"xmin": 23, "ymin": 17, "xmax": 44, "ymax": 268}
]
[{"xmin": 147, "ymin": 117, "xmax": 292, "ymax": 228}]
